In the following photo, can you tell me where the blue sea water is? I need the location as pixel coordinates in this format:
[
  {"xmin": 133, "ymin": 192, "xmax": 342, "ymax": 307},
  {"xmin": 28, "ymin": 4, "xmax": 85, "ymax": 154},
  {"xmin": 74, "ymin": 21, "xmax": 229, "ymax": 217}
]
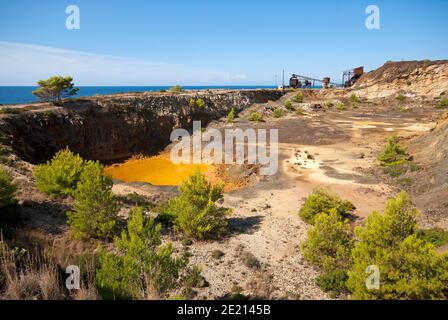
[{"xmin": 0, "ymin": 86, "xmax": 277, "ymax": 105}]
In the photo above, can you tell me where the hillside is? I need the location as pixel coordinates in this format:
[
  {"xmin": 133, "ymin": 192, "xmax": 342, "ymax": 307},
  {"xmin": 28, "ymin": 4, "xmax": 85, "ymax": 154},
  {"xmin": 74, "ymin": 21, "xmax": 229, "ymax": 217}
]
[{"xmin": 353, "ymin": 60, "xmax": 448, "ymax": 98}]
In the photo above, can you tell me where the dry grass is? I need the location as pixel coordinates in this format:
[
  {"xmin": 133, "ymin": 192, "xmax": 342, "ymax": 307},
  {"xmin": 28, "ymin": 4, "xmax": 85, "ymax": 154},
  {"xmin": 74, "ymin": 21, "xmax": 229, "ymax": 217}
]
[{"xmin": 0, "ymin": 234, "xmax": 100, "ymax": 300}]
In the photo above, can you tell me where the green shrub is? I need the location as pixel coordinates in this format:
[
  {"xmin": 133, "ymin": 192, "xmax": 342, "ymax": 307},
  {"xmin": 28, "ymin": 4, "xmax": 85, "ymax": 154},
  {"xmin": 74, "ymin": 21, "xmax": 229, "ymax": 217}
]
[
  {"xmin": 33, "ymin": 148, "xmax": 85, "ymax": 197},
  {"xmin": 396, "ymin": 94, "xmax": 406, "ymax": 103},
  {"xmin": 170, "ymin": 85, "xmax": 183, "ymax": 93},
  {"xmin": 302, "ymin": 209, "xmax": 353, "ymax": 272},
  {"xmin": 299, "ymin": 189, "xmax": 355, "ymax": 224},
  {"xmin": 67, "ymin": 161, "xmax": 119, "ymax": 240},
  {"xmin": 347, "ymin": 192, "xmax": 448, "ymax": 300},
  {"xmin": 188, "ymin": 98, "xmax": 205, "ymax": 109},
  {"xmin": 248, "ymin": 111, "xmax": 263, "ymax": 122},
  {"xmin": 0, "ymin": 167, "xmax": 16, "ymax": 209},
  {"xmin": 95, "ymin": 207, "xmax": 195, "ymax": 299},
  {"xmin": 316, "ymin": 269, "xmax": 349, "ymax": 295},
  {"xmin": 417, "ymin": 228, "xmax": 448, "ymax": 247},
  {"xmin": 196, "ymin": 98, "xmax": 205, "ymax": 109},
  {"xmin": 226, "ymin": 108, "xmax": 236, "ymax": 123},
  {"xmin": 436, "ymin": 98, "xmax": 448, "ymax": 109},
  {"xmin": 162, "ymin": 170, "xmax": 229, "ymax": 239},
  {"xmin": 293, "ymin": 92, "xmax": 303, "ymax": 103},
  {"xmin": 349, "ymin": 94, "xmax": 360, "ymax": 104},
  {"xmin": 0, "ymin": 108, "xmax": 23, "ymax": 115},
  {"xmin": 335, "ymin": 103, "xmax": 346, "ymax": 111},
  {"xmin": 272, "ymin": 107, "xmax": 283, "ymax": 118},
  {"xmin": 284, "ymin": 101, "xmax": 294, "ymax": 111},
  {"xmin": 377, "ymin": 136, "xmax": 410, "ymax": 167},
  {"xmin": 325, "ymin": 101, "xmax": 334, "ymax": 108}
]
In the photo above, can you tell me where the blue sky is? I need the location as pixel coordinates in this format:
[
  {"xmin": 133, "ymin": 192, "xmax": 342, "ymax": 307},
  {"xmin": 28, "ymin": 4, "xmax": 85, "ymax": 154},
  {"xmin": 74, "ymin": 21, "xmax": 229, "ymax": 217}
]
[{"xmin": 0, "ymin": 0, "xmax": 447, "ymax": 85}]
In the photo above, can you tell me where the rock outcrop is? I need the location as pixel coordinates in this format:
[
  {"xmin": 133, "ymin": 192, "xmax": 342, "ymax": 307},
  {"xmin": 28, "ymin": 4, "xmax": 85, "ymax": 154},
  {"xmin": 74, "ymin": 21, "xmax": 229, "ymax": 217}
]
[{"xmin": 0, "ymin": 90, "xmax": 284, "ymax": 163}]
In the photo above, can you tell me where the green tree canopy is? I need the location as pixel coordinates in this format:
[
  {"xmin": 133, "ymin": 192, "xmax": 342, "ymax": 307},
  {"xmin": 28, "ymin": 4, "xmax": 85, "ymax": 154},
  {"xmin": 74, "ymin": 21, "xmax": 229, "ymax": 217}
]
[
  {"xmin": 67, "ymin": 161, "xmax": 118, "ymax": 240},
  {"xmin": 95, "ymin": 207, "xmax": 193, "ymax": 299},
  {"xmin": 32, "ymin": 76, "xmax": 79, "ymax": 103},
  {"xmin": 347, "ymin": 192, "xmax": 448, "ymax": 300}
]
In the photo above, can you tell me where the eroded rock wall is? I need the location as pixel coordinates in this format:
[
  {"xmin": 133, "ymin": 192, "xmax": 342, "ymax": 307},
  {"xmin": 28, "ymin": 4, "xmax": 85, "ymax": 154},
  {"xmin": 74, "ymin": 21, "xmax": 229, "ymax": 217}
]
[{"xmin": 0, "ymin": 90, "xmax": 284, "ymax": 163}]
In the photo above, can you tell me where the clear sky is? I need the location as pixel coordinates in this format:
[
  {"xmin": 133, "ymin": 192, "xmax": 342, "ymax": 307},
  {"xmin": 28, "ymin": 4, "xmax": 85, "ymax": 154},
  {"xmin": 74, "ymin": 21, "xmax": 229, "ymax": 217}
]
[{"xmin": 0, "ymin": 0, "xmax": 447, "ymax": 86}]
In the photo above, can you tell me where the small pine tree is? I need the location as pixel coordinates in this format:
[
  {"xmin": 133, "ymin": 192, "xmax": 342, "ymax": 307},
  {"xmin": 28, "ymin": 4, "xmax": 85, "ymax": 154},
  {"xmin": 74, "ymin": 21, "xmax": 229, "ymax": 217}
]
[
  {"xmin": 95, "ymin": 207, "xmax": 193, "ymax": 299},
  {"xmin": 347, "ymin": 192, "xmax": 448, "ymax": 300},
  {"xmin": 302, "ymin": 209, "xmax": 354, "ymax": 272},
  {"xmin": 272, "ymin": 107, "xmax": 283, "ymax": 118},
  {"xmin": 162, "ymin": 170, "xmax": 229, "ymax": 239},
  {"xmin": 67, "ymin": 161, "xmax": 118, "ymax": 240},
  {"xmin": 33, "ymin": 148, "xmax": 85, "ymax": 197},
  {"xmin": 378, "ymin": 136, "xmax": 410, "ymax": 166},
  {"xmin": 32, "ymin": 76, "xmax": 79, "ymax": 103},
  {"xmin": 293, "ymin": 92, "xmax": 303, "ymax": 103},
  {"xmin": 226, "ymin": 108, "xmax": 236, "ymax": 123},
  {"xmin": 299, "ymin": 189, "xmax": 355, "ymax": 224}
]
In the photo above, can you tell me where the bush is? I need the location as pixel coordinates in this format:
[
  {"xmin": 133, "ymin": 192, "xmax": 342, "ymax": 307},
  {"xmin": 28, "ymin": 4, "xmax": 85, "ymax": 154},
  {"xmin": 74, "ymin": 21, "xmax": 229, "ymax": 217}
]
[
  {"xmin": 349, "ymin": 94, "xmax": 361, "ymax": 104},
  {"xmin": 417, "ymin": 228, "xmax": 448, "ymax": 247},
  {"xmin": 293, "ymin": 92, "xmax": 303, "ymax": 103},
  {"xmin": 396, "ymin": 94, "xmax": 406, "ymax": 103},
  {"xmin": 248, "ymin": 111, "xmax": 263, "ymax": 122},
  {"xmin": 33, "ymin": 148, "xmax": 85, "ymax": 197},
  {"xmin": 377, "ymin": 136, "xmax": 410, "ymax": 167},
  {"xmin": 335, "ymin": 103, "xmax": 346, "ymax": 111},
  {"xmin": 0, "ymin": 166, "xmax": 16, "ymax": 210},
  {"xmin": 436, "ymin": 98, "xmax": 448, "ymax": 109},
  {"xmin": 316, "ymin": 269, "xmax": 349, "ymax": 295},
  {"xmin": 347, "ymin": 192, "xmax": 448, "ymax": 300},
  {"xmin": 162, "ymin": 170, "xmax": 229, "ymax": 239},
  {"xmin": 284, "ymin": 101, "xmax": 294, "ymax": 111},
  {"xmin": 325, "ymin": 101, "xmax": 334, "ymax": 108},
  {"xmin": 272, "ymin": 107, "xmax": 283, "ymax": 118},
  {"xmin": 299, "ymin": 189, "xmax": 355, "ymax": 224},
  {"xmin": 67, "ymin": 161, "xmax": 119, "ymax": 240},
  {"xmin": 95, "ymin": 207, "xmax": 195, "ymax": 299},
  {"xmin": 226, "ymin": 108, "xmax": 236, "ymax": 123},
  {"xmin": 302, "ymin": 209, "xmax": 353, "ymax": 272},
  {"xmin": 170, "ymin": 85, "xmax": 183, "ymax": 93}
]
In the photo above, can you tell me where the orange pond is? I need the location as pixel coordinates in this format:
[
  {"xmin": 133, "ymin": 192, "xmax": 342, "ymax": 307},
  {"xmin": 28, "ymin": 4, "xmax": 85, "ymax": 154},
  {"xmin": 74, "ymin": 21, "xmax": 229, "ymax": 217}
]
[{"xmin": 104, "ymin": 154, "xmax": 211, "ymax": 186}]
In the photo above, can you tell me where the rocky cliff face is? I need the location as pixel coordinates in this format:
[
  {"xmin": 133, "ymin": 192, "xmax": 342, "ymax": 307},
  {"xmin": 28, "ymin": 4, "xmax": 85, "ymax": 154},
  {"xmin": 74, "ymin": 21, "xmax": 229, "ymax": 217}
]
[
  {"xmin": 352, "ymin": 60, "xmax": 448, "ymax": 98},
  {"xmin": 0, "ymin": 90, "xmax": 284, "ymax": 163}
]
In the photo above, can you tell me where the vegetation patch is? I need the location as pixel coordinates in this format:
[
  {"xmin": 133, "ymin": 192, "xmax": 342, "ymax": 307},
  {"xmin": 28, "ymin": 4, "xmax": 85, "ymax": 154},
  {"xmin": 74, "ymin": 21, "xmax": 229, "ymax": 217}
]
[
  {"xmin": 34, "ymin": 148, "xmax": 85, "ymax": 198},
  {"xmin": 417, "ymin": 228, "xmax": 448, "ymax": 247},
  {"xmin": 226, "ymin": 108, "xmax": 236, "ymax": 123},
  {"xmin": 67, "ymin": 161, "xmax": 119, "ymax": 240},
  {"xmin": 436, "ymin": 97, "xmax": 448, "ymax": 109},
  {"xmin": 248, "ymin": 111, "xmax": 264, "ymax": 122},
  {"xmin": 272, "ymin": 107, "xmax": 283, "ymax": 118},
  {"xmin": 161, "ymin": 171, "xmax": 230, "ymax": 239},
  {"xmin": 284, "ymin": 101, "xmax": 294, "ymax": 111},
  {"xmin": 292, "ymin": 92, "xmax": 303, "ymax": 103},
  {"xmin": 335, "ymin": 103, "xmax": 346, "ymax": 111},
  {"xmin": 299, "ymin": 188, "xmax": 355, "ymax": 225},
  {"xmin": 377, "ymin": 135, "xmax": 410, "ymax": 167},
  {"xmin": 95, "ymin": 207, "xmax": 199, "ymax": 299}
]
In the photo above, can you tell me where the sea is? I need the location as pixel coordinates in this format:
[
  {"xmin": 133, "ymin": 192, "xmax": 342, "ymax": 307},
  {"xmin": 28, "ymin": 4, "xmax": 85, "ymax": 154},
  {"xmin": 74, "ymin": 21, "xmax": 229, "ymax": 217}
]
[{"xmin": 0, "ymin": 86, "xmax": 277, "ymax": 105}]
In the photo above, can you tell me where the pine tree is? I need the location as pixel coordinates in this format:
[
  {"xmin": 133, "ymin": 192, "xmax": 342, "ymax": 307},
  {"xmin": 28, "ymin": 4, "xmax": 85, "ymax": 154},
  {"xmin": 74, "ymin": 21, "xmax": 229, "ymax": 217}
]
[{"xmin": 67, "ymin": 161, "xmax": 118, "ymax": 239}]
